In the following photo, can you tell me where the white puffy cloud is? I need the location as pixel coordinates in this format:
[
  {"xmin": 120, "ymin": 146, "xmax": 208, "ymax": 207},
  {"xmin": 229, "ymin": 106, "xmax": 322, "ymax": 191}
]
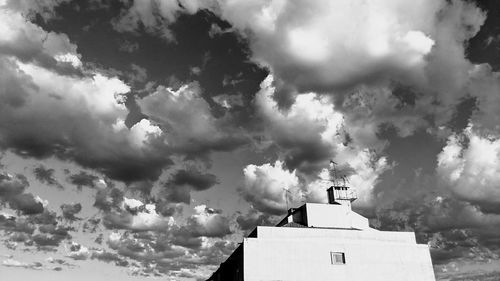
[
  {"xmin": 122, "ymin": 197, "xmax": 144, "ymax": 210},
  {"xmin": 437, "ymin": 126, "xmax": 500, "ymax": 204},
  {"xmin": 113, "ymin": 118, "xmax": 163, "ymax": 148},
  {"xmin": 67, "ymin": 242, "xmax": 91, "ymax": 260},
  {"xmin": 104, "ymin": 197, "xmax": 175, "ymax": 231},
  {"xmin": 221, "ymin": 0, "xmax": 442, "ymax": 91},
  {"xmin": 186, "ymin": 205, "xmax": 231, "ymax": 237},
  {"xmin": 0, "ymin": 5, "xmax": 81, "ymax": 72},
  {"xmin": 0, "ymin": 4, "xmax": 173, "ymax": 182},
  {"xmin": 242, "ymin": 160, "xmax": 301, "ymax": 215},
  {"xmin": 130, "ymin": 203, "xmax": 175, "ymax": 231},
  {"xmin": 254, "ymin": 76, "xmax": 391, "ymax": 208},
  {"xmin": 114, "ymin": 0, "xmax": 490, "ymax": 138}
]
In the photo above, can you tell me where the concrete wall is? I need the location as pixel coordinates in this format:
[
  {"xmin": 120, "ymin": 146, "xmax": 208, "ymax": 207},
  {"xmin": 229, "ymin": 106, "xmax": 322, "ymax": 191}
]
[
  {"xmin": 243, "ymin": 227, "xmax": 435, "ymax": 281},
  {"xmin": 305, "ymin": 203, "xmax": 370, "ymax": 230},
  {"xmin": 254, "ymin": 226, "xmax": 416, "ymax": 244},
  {"xmin": 276, "ymin": 203, "xmax": 371, "ymax": 230}
]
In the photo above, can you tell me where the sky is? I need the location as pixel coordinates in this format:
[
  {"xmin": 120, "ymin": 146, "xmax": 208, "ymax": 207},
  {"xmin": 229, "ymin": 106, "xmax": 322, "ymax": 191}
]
[{"xmin": 1, "ymin": 0, "xmax": 500, "ymax": 280}]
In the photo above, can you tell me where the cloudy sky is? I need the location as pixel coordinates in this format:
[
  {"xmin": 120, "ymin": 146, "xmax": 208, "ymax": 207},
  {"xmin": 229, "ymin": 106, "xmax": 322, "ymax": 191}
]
[{"xmin": 1, "ymin": 0, "xmax": 500, "ymax": 280}]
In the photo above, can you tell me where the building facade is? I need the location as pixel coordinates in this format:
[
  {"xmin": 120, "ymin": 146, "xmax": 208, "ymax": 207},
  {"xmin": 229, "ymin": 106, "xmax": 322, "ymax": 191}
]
[{"xmin": 207, "ymin": 186, "xmax": 436, "ymax": 281}]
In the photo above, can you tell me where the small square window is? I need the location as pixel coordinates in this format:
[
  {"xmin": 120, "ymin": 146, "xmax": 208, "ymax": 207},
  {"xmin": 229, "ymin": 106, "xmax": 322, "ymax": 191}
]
[{"xmin": 330, "ymin": 252, "xmax": 346, "ymax": 264}]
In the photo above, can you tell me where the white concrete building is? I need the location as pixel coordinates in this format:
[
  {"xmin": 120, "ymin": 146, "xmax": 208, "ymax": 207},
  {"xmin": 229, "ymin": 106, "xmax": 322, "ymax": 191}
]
[{"xmin": 207, "ymin": 185, "xmax": 435, "ymax": 281}]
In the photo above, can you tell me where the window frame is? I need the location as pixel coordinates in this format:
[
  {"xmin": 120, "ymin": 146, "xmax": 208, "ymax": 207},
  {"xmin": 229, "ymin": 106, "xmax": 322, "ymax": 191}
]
[{"xmin": 330, "ymin": 251, "xmax": 346, "ymax": 265}]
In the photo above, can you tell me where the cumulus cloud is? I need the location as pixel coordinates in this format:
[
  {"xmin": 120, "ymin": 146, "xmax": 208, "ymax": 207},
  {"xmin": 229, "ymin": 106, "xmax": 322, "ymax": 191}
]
[
  {"xmin": 66, "ymin": 242, "xmax": 91, "ymax": 260},
  {"xmin": 437, "ymin": 125, "xmax": 500, "ymax": 205},
  {"xmin": 253, "ymin": 77, "xmax": 391, "ymax": 208},
  {"xmin": 169, "ymin": 169, "xmax": 218, "ymax": 191},
  {"xmin": 375, "ymin": 193, "xmax": 500, "ymax": 265},
  {"xmin": 102, "ymin": 196, "xmax": 174, "ymax": 231},
  {"xmin": 185, "ymin": 205, "xmax": 232, "ymax": 238},
  {"xmin": 236, "ymin": 209, "xmax": 273, "ymax": 231},
  {"xmin": 115, "ymin": 0, "xmax": 484, "ymax": 97},
  {"xmin": 220, "ymin": 0, "xmax": 441, "ymax": 92},
  {"xmin": 242, "ymin": 161, "xmax": 300, "ymax": 215},
  {"xmin": 161, "ymin": 168, "xmax": 219, "ymax": 204},
  {"xmin": 91, "ymin": 249, "xmax": 128, "ymax": 267},
  {"xmin": 0, "ymin": 172, "xmax": 28, "ymax": 199},
  {"xmin": 114, "ymin": 0, "xmax": 492, "ymax": 141},
  {"xmin": 0, "ymin": 209, "xmax": 73, "ymax": 250},
  {"xmin": 60, "ymin": 203, "xmax": 82, "ymax": 221},
  {"xmin": 0, "ymin": 3, "xmax": 174, "ymax": 183},
  {"xmin": 8, "ymin": 193, "xmax": 45, "ymax": 215},
  {"xmin": 1, "ymin": 0, "xmax": 499, "ymax": 278},
  {"xmin": 0, "ymin": 172, "xmax": 45, "ymax": 215},
  {"xmin": 106, "ymin": 231, "xmax": 185, "ymax": 276},
  {"xmin": 138, "ymin": 83, "xmax": 247, "ymax": 158}
]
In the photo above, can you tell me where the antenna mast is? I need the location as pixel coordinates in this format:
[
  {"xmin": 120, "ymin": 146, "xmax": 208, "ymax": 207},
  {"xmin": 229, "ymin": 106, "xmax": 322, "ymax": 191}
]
[
  {"xmin": 283, "ymin": 188, "xmax": 290, "ymax": 212},
  {"xmin": 327, "ymin": 160, "xmax": 357, "ymax": 207}
]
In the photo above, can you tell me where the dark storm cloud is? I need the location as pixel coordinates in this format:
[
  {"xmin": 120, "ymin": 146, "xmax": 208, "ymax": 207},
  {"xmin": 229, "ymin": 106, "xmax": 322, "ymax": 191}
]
[
  {"xmin": 0, "ymin": 2, "xmax": 177, "ymax": 184},
  {"xmin": 0, "ymin": 214, "xmax": 36, "ymax": 235},
  {"xmin": 170, "ymin": 169, "xmax": 218, "ymax": 191},
  {"xmin": 82, "ymin": 218, "xmax": 101, "ymax": 233},
  {"xmin": 126, "ymin": 180, "xmax": 154, "ymax": 197},
  {"xmin": 1, "ymin": 0, "xmax": 500, "ymax": 278},
  {"xmin": 160, "ymin": 169, "xmax": 218, "ymax": 204},
  {"xmin": 0, "ymin": 172, "xmax": 28, "ymax": 198},
  {"xmin": 60, "ymin": 203, "xmax": 82, "ymax": 220},
  {"xmin": 32, "ymin": 233, "xmax": 65, "ymax": 247},
  {"xmin": 8, "ymin": 193, "xmax": 44, "ymax": 215},
  {"xmin": 0, "ymin": 35, "xmax": 173, "ymax": 184},
  {"xmin": 163, "ymin": 184, "xmax": 191, "ymax": 204},
  {"xmin": 67, "ymin": 171, "xmax": 98, "ymax": 189},
  {"xmin": 94, "ymin": 187, "xmax": 124, "ymax": 212},
  {"xmin": 0, "ymin": 209, "xmax": 74, "ymax": 249},
  {"xmin": 34, "ymin": 165, "xmax": 63, "ymax": 189},
  {"xmin": 0, "ymin": 172, "xmax": 44, "ymax": 215},
  {"xmin": 32, "ymin": 0, "xmax": 268, "ymax": 163},
  {"xmin": 155, "ymin": 199, "xmax": 182, "ymax": 217},
  {"xmin": 170, "ymin": 227, "xmax": 203, "ymax": 249},
  {"xmin": 0, "ymin": 0, "xmax": 268, "ymax": 191}
]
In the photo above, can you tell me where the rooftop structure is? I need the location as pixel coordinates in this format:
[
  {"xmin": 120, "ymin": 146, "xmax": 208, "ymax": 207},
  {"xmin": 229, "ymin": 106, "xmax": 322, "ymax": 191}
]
[{"xmin": 206, "ymin": 165, "xmax": 435, "ymax": 281}]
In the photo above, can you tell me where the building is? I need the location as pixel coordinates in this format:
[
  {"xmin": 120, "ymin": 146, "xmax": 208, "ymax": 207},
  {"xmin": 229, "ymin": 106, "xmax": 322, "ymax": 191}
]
[{"xmin": 206, "ymin": 182, "xmax": 436, "ymax": 281}]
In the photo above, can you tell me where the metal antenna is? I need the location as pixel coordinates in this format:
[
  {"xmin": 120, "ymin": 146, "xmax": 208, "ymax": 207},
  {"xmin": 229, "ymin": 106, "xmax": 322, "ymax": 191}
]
[
  {"xmin": 330, "ymin": 160, "xmax": 338, "ymax": 186},
  {"xmin": 283, "ymin": 188, "xmax": 291, "ymax": 212}
]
